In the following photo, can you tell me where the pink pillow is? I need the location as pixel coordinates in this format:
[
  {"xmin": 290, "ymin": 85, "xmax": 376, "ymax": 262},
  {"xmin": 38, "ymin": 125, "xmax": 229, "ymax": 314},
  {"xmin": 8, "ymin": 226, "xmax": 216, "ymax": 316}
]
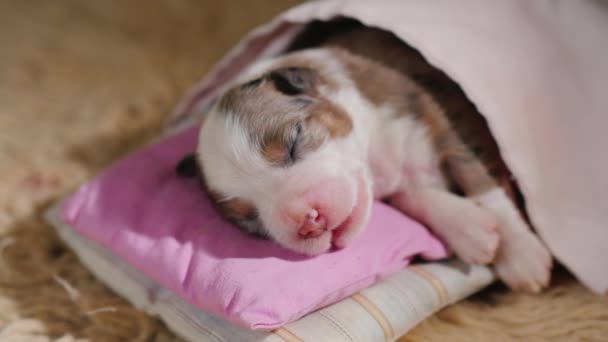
[{"xmin": 61, "ymin": 126, "xmax": 448, "ymax": 330}]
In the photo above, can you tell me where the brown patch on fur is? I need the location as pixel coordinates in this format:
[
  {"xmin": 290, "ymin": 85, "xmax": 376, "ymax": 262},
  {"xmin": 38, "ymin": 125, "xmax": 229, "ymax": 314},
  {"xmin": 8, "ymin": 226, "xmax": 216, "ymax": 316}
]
[
  {"xmin": 330, "ymin": 47, "xmax": 420, "ymax": 113},
  {"xmin": 327, "ymin": 47, "xmax": 496, "ymax": 195},
  {"xmin": 198, "ymin": 172, "xmax": 254, "ymax": 222},
  {"xmin": 217, "ymin": 55, "xmax": 353, "ymax": 165},
  {"xmin": 418, "ymin": 94, "xmax": 500, "ymax": 196},
  {"xmin": 197, "ymin": 157, "xmax": 265, "ymax": 236},
  {"xmin": 261, "ymin": 133, "xmax": 287, "ymax": 164},
  {"xmin": 307, "ymin": 98, "xmax": 353, "ymax": 138},
  {"xmin": 216, "ymin": 196, "xmax": 258, "ymax": 221},
  {"xmin": 192, "ymin": 155, "xmax": 258, "ymax": 224},
  {"xmin": 322, "ymin": 27, "xmax": 512, "ymax": 198}
]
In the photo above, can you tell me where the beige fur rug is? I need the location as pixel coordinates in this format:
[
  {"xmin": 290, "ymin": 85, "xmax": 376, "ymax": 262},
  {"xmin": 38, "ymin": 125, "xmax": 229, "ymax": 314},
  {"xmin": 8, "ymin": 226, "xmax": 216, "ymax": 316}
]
[{"xmin": 1, "ymin": 1, "xmax": 606, "ymax": 341}]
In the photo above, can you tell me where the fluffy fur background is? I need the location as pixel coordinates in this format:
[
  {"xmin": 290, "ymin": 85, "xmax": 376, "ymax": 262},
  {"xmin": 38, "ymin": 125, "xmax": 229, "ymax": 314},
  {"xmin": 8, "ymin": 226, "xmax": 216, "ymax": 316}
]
[{"xmin": 1, "ymin": 1, "xmax": 606, "ymax": 341}]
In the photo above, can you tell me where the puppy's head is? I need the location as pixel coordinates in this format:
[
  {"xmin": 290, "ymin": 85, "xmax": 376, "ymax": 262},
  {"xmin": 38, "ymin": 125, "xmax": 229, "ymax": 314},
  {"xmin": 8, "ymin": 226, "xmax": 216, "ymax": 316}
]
[{"xmin": 192, "ymin": 52, "xmax": 373, "ymax": 255}]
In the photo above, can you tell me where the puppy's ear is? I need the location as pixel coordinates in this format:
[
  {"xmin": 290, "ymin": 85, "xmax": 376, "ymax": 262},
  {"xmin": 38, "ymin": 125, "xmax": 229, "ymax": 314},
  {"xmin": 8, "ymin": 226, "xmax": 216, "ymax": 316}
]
[
  {"xmin": 268, "ymin": 67, "xmax": 318, "ymax": 96},
  {"xmin": 176, "ymin": 153, "xmax": 199, "ymax": 178}
]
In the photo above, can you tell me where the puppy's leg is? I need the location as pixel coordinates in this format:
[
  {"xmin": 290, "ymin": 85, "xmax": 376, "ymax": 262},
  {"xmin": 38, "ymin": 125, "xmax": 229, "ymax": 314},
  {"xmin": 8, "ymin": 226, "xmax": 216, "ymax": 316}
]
[
  {"xmin": 473, "ymin": 188, "xmax": 553, "ymax": 293},
  {"xmin": 389, "ymin": 188, "xmax": 499, "ymax": 265},
  {"xmin": 443, "ymin": 140, "xmax": 553, "ymax": 293}
]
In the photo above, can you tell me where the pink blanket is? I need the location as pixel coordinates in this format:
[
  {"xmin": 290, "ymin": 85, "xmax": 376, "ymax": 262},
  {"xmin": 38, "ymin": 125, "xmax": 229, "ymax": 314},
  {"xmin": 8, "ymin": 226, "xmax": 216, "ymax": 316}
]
[
  {"xmin": 60, "ymin": 126, "xmax": 447, "ymax": 330},
  {"xmin": 169, "ymin": 0, "xmax": 608, "ymax": 294}
]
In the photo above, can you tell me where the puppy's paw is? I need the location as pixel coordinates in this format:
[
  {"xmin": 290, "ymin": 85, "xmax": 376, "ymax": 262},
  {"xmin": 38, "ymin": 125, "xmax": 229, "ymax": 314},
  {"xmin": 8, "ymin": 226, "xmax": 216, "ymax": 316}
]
[
  {"xmin": 453, "ymin": 225, "xmax": 500, "ymax": 265},
  {"xmin": 494, "ymin": 230, "xmax": 553, "ymax": 293},
  {"xmin": 448, "ymin": 208, "xmax": 500, "ymax": 265}
]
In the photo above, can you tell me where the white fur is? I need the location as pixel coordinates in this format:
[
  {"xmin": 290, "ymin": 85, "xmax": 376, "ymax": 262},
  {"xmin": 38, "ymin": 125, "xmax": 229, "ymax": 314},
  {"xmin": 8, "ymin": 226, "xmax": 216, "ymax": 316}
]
[
  {"xmin": 368, "ymin": 106, "xmax": 444, "ymax": 198},
  {"xmin": 198, "ymin": 48, "xmax": 442, "ymax": 255},
  {"xmin": 198, "ymin": 50, "xmax": 375, "ymax": 255},
  {"xmin": 199, "ymin": 47, "xmax": 552, "ymax": 293}
]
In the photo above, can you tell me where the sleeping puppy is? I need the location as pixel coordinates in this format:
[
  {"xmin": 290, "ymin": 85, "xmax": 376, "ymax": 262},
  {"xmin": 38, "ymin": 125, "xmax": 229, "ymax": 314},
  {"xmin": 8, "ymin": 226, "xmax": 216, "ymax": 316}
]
[{"xmin": 179, "ymin": 27, "xmax": 553, "ymax": 293}]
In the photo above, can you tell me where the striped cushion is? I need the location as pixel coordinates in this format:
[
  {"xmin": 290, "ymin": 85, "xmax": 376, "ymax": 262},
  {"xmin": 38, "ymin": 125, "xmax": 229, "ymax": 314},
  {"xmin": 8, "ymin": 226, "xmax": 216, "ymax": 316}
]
[{"xmin": 46, "ymin": 205, "xmax": 494, "ymax": 341}]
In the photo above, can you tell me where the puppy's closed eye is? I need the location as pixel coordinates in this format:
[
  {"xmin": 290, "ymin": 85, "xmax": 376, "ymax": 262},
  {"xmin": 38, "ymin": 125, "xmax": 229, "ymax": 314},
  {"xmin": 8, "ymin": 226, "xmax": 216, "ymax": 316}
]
[
  {"xmin": 268, "ymin": 67, "xmax": 317, "ymax": 96},
  {"xmin": 287, "ymin": 122, "xmax": 302, "ymax": 162},
  {"xmin": 262, "ymin": 122, "xmax": 303, "ymax": 166}
]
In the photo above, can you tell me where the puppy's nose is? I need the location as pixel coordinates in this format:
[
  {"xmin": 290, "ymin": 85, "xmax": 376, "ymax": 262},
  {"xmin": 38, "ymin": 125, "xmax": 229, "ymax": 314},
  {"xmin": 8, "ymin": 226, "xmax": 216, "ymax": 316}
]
[{"xmin": 298, "ymin": 209, "xmax": 328, "ymax": 238}]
